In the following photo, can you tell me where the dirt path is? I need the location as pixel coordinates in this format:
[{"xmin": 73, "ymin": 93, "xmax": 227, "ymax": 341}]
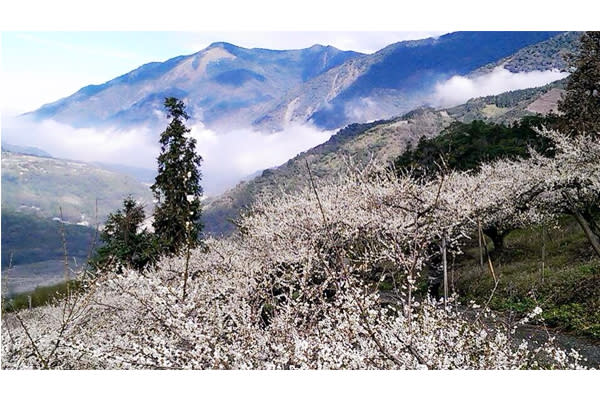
[
  {"xmin": 513, "ymin": 324, "xmax": 600, "ymax": 368},
  {"xmin": 380, "ymin": 292, "xmax": 599, "ymax": 368}
]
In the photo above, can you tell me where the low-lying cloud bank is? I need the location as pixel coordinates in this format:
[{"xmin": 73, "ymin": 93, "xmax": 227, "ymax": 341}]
[
  {"xmin": 433, "ymin": 67, "xmax": 568, "ymax": 108},
  {"xmin": 2, "ymin": 116, "xmax": 332, "ymax": 196},
  {"xmin": 2, "ymin": 117, "xmax": 160, "ymax": 168},
  {"xmin": 189, "ymin": 123, "xmax": 332, "ymax": 194}
]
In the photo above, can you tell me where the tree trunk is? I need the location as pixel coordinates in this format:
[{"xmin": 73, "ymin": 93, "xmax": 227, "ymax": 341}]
[
  {"xmin": 582, "ymin": 209, "xmax": 600, "ymax": 238},
  {"xmin": 564, "ymin": 192, "xmax": 600, "ymax": 258},
  {"xmin": 572, "ymin": 208, "xmax": 600, "ymax": 258},
  {"xmin": 483, "ymin": 226, "xmax": 506, "ymax": 253}
]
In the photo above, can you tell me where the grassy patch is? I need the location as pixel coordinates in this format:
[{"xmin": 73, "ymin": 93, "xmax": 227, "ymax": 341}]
[
  {"xmin": 454, "ymin": 216, "xmax": 600, "ymax": 339},
  {"xmin": 2, "ymin": 280, "xmax": 82, "ymax": 313}
]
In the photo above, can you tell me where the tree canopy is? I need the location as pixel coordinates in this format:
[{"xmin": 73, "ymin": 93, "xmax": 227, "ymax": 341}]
[
  {"xmin": 91, "ymin": 196, "xmax": 156, "ymax": 273},
  {"xmin": 393, "ymin": 116, "xmax": 555, "ymax": 179},
  {"xmin": 557, "ymin": 31, "xmax": 600, "ymax": 136},
  {"xmin": 151, "ymin": 97, "xmax": 204, "ymax": 255}
]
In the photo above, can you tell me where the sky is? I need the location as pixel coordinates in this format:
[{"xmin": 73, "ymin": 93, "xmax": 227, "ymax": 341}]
[
  {"xmin": 0, "ymin": 28, "xmax": 570, "ymax": 195},
  {"xmin": 0, "ymin": 0, "xmax": 593, "ymax": 196},
  {"xmin": 1, "ymin": 31, "xmax": 445, "ymax": 114},
  {"xmin": 0, "ymin": 29, "xmax": 445, "ymax": 195}
]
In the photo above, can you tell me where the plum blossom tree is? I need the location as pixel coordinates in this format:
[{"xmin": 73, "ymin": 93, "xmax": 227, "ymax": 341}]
[
  {"xmin": 3, "ymin": 131, "xmax": 597, "ymax": 369},
  {"xmin": 518, "ymin": 131, "xmax": 600, "ymax": 257}
]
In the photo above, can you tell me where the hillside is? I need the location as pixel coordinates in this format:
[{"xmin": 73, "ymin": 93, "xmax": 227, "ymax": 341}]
[
  {"xmin": 203, "ymin": 80, "xmax": 566, "ymax": 235},
  {"xmin": 0, "ymin": 143, "xmax": 52, "ymax": 158},
  {"xmin": 445, "ymin": 79, "xmax": 566, "ymax": 123},
  {"xmin": 253, "ymin": 31, "xmax": 567, "ymax": 131},
  {"xmin": 1, "ymin": 151, "xmax": 154, "ymax": 224},
  {"xmin": 26, "ymin": 43, "xmax": 362, "ymax": 132},
  {"xmin": 1, "ymin": 151, "xmax": 155, "ymax": 293},
  {"xmin": 1, "ymin": 211, "xmax": 96, "ymax": 294},
  {"xmin": 473, "ymin": 32, "xmax": 581, "ymax": 75}
]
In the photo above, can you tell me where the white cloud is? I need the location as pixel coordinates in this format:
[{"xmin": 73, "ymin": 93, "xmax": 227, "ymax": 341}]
[
  {"xmin": 433, "ymin": 67, "xmax": 568, "ymax": 108},
  {"xmin": 189, "ymin": 123, "xmax": 332, "ymax": 194},
  {"xmin": 344, "ymin": 97, "xmax": 381, "ymax": 122},
  {"xmin": 2, "ymin": 117, "xmax": 159, "ymax": 168},
  {"xmin": 2, "ymin": 116, "xmax": 332, "ymax": 196}
]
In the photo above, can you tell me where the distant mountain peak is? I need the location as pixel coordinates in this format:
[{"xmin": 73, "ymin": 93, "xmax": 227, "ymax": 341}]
[
  {"xmin": 25, "ymin": 32, "xmax": 574, "ymax": 134},
  {"xmin": 206, "ymin": 41, "xmax": 241, "ymax": 51},
  {"xmin": 307, "ymin": 44, "xmax": 331, "ymax": 50}
]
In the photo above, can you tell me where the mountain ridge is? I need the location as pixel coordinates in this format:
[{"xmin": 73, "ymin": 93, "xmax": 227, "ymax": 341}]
[
  {"xmin": 254, "ymin": 31, "xmax": 567, "ymax": 131},
  {"xmin": 27, "ymin": 42, "xmax": 363, "ymax": 131},
  {"xmin": 26, "ymin": 32, "xmax": 569, "ymax": 134}
]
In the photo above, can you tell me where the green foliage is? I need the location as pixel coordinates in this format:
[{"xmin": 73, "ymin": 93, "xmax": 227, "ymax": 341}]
[
  {"xmin": 2, "ymin": 280, "xmax": 82, "ymax": 313},
  {"xmin": 501, "ymin": 31, "xmax": 582, "ymax": 73},
  {"xmin": 557, "ymin": 31, "xmax": 600, "ymax": 136},
  {"xmin": 456, "ymin": 217, "xmax": 600, "ymax": 339},
  {"xmin": 151, "ymin": 98, "xmax": 204, "ymax": 255},
  {"xmin": 1, "ymin": 210, "xmax": 95, "ymax": 267},
  {"xmin": 393, "ymin": 116, "xmax": 556, "ymax": 178},
  {"xmin": 91, "ymin": 196, "xmax": 158, "ymax": 272}
]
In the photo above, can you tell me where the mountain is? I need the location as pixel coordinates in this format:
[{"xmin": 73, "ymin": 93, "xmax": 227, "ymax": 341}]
[
  {"xmin": 26, "ymin": 32, "xmax": 570, "ymax": 135},
  {"xmin": 1, "ymin": 142, "xmax": 52, "ymax": 158},
  {"xmin": 27, "ymin": 43, "xmax": 362, "ymax": 132},
  {"xmin": 252, "ymin": 31, "xmax": 566, "ymax": 131},
  {"xmin": 203, "ymin": 79, "xmax": 567, "ymax": 235}
]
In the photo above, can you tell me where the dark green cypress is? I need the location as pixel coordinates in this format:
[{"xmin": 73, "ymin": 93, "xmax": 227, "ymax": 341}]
[
  {"xmin": 151, "ymin": 97, "xmax": 204, "ymax": 255},
  {"xmin": 92, "ymin": 196, "xmax": 157, "ymax": 273}
]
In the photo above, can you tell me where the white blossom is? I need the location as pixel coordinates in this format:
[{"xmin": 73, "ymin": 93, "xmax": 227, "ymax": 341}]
[{"xmin": 2, "ymin": 130, "xmax": 596, "ymax": 370}]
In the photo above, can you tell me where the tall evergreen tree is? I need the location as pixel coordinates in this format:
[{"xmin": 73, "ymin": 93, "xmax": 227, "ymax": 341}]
[
  {"xmin": 151, "ymin": 97, "xmax": 203, "ymax": 255},
  {"xmin": 557, "ymin": 31, "xmax": 600, "ymax": 136}
]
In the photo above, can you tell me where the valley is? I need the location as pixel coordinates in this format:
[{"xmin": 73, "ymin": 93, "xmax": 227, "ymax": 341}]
[
  {"xmin": 1, "ymin": 151, "xmax": 154, "ymax": 294},
  {"xmin": 2, "ymin": 32, "xmax": 576, "ymax": 292},
  {"xmin": 203, "ymin": 79, "xmax": 566, "ymax": 235}
]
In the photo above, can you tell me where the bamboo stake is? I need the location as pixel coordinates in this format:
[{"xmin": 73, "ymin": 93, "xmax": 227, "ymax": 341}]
[
  {"xmin": 479, "ymin": 227, "xmax": 498, "ymax": 284},
  {"xmin": 541, "ymin": 225, "xmax": 546, "ymax": 283},
  {"xmin": 442, "ymin": 236, "xmax": 448, "ymax": 307},
  {"xmin": 478, "ymin": 218, "xmax": 485, "ymax": 272}
]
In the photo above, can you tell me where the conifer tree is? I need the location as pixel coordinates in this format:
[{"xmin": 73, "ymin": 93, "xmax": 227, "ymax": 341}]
[
  {"xmin": 151, "ymin": 97, "xmax": 203, "ymax": 255},
  {"xmin": 92, "ymin": 196, "xmax": 156, "ymax": 273},
  {"xmin": 557, "ymin": 31, "xmax": 600, "ymax": 136}
]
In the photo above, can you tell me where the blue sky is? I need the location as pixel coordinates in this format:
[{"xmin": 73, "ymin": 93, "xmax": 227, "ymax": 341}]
[
  {"xmin": 0, "ymin": 1, "xmax": 592, "ymax": 196},
  {"xmin": 0, "ymin": 0, "xmax": 590, "ymax": 115},
  {"xmin": 1, "ymin": 31, "xmax": 444, "ymax": 114}
]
